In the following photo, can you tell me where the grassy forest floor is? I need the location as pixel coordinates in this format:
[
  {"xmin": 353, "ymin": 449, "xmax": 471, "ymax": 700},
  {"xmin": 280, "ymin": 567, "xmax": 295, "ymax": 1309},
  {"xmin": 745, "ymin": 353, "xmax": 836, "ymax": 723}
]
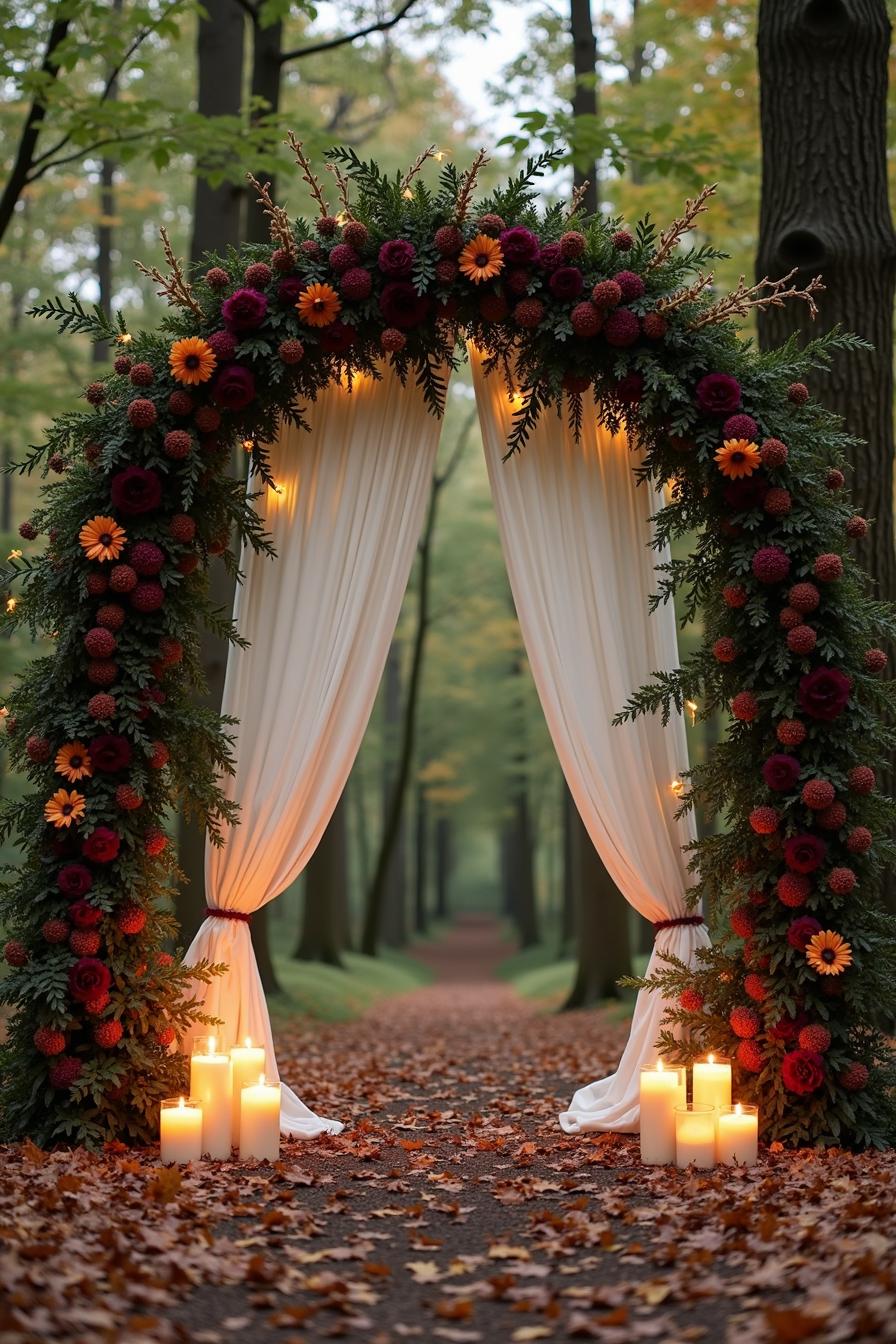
[{"xmin": 1, "ymin": 916, "xmax": 895, "ymax": 1344}]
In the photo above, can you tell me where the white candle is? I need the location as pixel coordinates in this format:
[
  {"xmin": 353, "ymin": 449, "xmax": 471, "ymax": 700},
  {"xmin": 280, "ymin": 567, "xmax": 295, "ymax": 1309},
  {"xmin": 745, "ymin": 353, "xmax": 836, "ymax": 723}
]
[
  {"xmin": 639, "ymin": 1062, "xmax": 679, "ymax": 1164},
  {"xmin": 159, "ymin": 1096, "xmax": 202, "ymax": 1164},
  {"xmin": 230, "ymin": 1037, "xmax": 266, "ymax": 1144},
  {"xmin": 675, "ymin": 1103, "xmax": 716, "ymax": 1169},
  {"xmin": 692, "ymin": 1054, "xmax": 732, "ymax": 1118},
  {"xmin": 239, "ymin": 1074, "xmax": 281, "ymax": 1162},
  {"xmin": 190, "ymin": 1035, "xmax": 232, "ymax": 1159},
  {"xmin": 717, "ymin": 1103, "xmax": 759, "ymax": 1166}
]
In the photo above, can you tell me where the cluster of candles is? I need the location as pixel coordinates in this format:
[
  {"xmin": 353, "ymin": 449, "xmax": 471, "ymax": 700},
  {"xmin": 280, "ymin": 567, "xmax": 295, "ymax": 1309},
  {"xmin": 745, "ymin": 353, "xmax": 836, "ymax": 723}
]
[
  {"xmin": 640, "ymin": 1054, "xmax": 758, "ymax": 1168},
  {"xmin": 159, "ymin": 1036, "xmax": 281, "ymax": 1164}
]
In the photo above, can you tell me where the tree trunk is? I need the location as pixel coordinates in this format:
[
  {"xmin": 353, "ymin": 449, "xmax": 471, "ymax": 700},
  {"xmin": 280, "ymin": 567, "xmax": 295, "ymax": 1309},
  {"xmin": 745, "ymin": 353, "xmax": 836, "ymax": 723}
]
[
  {"xmin": 191, "ymin": 0, "xmax": 246, "ymax": 264},
  {"xmin": 295, "ymin": 796, "xmax": 346, "ymax": 966},
  {"xmin": 434, "ymin": 816, "xmax": 452, "ymax": 920},
  {"xmin": 414, "ymin": 779, "xmax": 429, "ymax": 935},
  {"xmin": 560, "ymin": 781, "xmax": 576, "ymax": 948},
  {"xmin": 507, "ymin": 786, "xmax": 540, "ymax": 948},
  {"xmin": 246, "ymin": 17, "xmax": 283, "ymax": 245},
  {"xmin": 93, "ymin": 0, "xmax": 122, "ymax": 365},
  {"xmin": 569, "ymin": 0, "xmax": 599, "ymax": 212},
  {"xmin": 563, "ymin": 804, "xmax": 631, "ymax": 1008},
  {"xmin": 379, "ymin": 642, "xmax": 409, "ymax": 948}
]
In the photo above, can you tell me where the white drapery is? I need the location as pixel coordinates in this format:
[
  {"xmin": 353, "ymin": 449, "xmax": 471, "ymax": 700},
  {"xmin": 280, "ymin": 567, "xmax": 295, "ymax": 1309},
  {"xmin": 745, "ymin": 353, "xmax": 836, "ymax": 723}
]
[
  {"xmin": 470, "ymin": 348, "xmax": 710, "ymax": 1134},
  {"xmin": 184, "ymin": 366, "xmax": 444, "ymax": 1137}
]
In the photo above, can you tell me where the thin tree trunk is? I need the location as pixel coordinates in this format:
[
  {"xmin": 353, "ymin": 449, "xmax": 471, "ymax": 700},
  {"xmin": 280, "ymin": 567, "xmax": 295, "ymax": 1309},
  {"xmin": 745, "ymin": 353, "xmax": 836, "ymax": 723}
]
[
  {"xmin": 414, "ymin": 779, "xmax": 429, "ymax": 935},
  {"xmin": 569, "ymin": 0, "xmax": 599, "ymax": 212},
  {"xmin": 380, "ymin": 642, "xmax": 408, "ymax": 949},
  {"xmin": 191, "ymin": 0, "xmax": 246, "ymax": 264},
  {"xmin": 351, "ymin": 769, "xmax": 370, "ymax": 905},
  {"xmin": 434, "ymin": 816, "xmax": 452, "ymax": 920},
  {"xmin": 93, "ymin": 0, "xmax": 122, "ymax": 365},
  {"xmin": 563, "ymin": 805, "xmax": 631, "ymax": 1008},
  {"xmin": 560, "ymin": 781, "xmax": 576, "ymax": 948},
  {"xmin": 295, "ymin": 796, "xmax": 346, "ymax": 966},
  {"xmin": 0, "ymin": 18, "xmax": 70, "ymax": 247},
  {"xmin": 509, "ymin": 784, "xmax": 540, "ymax": 948}
]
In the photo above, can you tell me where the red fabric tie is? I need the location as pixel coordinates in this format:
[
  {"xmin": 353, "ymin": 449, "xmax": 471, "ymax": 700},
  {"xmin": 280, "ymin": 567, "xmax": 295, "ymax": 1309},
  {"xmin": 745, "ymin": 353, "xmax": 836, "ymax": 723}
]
[
  {"xmin": 653, "ymin": 913, "xmax": 705, "ymax": 935},
  {"xmin": 205, "ymin": 907, "xmax": 252, "ymax": 923}
]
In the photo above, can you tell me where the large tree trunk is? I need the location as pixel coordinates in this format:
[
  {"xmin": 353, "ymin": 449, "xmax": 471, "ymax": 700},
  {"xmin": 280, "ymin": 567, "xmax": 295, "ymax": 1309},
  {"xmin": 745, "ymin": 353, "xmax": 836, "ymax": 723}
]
[
  {"xmin": 295, "ymin": 796, "xmax": 346, "ymax": 966},
  {"xmin": 563, "ymin": 804, "xmax": 631, "ymax": 1008},
  {"xmin": 191, "ymin": 0, "xmax": 246, "ymax": 264},
  {"xmin": 246, "ymin": 17, "xmax": 283, "ymax": 245},
  {"xmin": 569, "ymin": 0, "xmax": 599, "ymax": 212}
]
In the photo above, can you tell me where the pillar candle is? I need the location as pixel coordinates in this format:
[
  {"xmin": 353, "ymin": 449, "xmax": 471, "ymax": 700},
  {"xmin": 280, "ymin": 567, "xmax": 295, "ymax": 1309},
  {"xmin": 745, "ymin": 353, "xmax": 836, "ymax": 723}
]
[
  {"xmin": 159, "ymin": 1096, "xmax": 202, "ymax": 1164},
  {"xmin": 692, "ymin": 1054, "xmax": 731, "ymax": 1116},
  {"xmin": 717, "ymin": 1103, "xmax": 759, "ymax": 1166},
  {"xmin": 230, "ymin": 1038, "xmax": 266, "ymax": 1144},
  {"xmin": 675, "ymin": 1103, "xmax": 716, "ymax": 1169},
  {"xmin": 639, "ymin": 1062, "xmax": 679, "ymax": 1164},
  {"xmin": 190, "ymin": 1035, "xmax": 232, "ymax": 1159},
  {"xmin": 239, "ymin": 1076, "xmax": 281, "ymax": 1162}
]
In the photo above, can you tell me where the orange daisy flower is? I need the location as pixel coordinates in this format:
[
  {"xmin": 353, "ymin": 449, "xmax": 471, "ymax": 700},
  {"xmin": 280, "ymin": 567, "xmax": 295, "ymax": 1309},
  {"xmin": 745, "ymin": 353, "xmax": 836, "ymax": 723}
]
[
  {"xmin": 169, "ymin": 337, "xmax": 217, "ymax": 385},
  {"xmin": 805, "ymin": 929, "xmax": 853, "ymax": 976},
  {"xmin": 44, "ymin": 788, "xmax": 87, "ymax": 829},
  {"xmin": 458, "ymin": 234, "xmax": 504, "ymax": 284},
  {"xmin": 55, "ymin": 741, "xmax": 92, "ymax": 783},
  {"xmin": 296, "ymin": 283, "xmax": 342, "ymax": 327},
  {"xmin": 79, "ymin": 516, "xmax": 127, "ymax": 563},
  {"xmin": 714, "ymin": 439, "xmax": 762, "ymax": 480}
]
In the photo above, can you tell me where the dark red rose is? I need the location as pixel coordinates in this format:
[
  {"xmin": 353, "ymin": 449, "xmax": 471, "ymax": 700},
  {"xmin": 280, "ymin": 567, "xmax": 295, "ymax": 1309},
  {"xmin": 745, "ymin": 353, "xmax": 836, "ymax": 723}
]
[
  {"xmin": 783, "ymin": 833, "xmax": 827, "ymax": 874},
  {"xmin": 723, "ymin": 475, "xmax": 769, "ymax": 510},
  {"xmin": 82, "ymin": 827, "xmax": 120, "ymax": 864},
  {"xmin": 787, "ymin": 915, "xmax": 822, "ymax": 950},
  {"xmin": 538, "ymin": 243, "xmax": 563, "ymax": 271},
  {"xmin": 318, "ymin": 320, "xmax": 357, "ymax": 354},
  {"xmin": 276, "ymin": 276, "xmax": 303, "ymax": 306},
  {"xmin": 110, "ymin": 467, "xmax": 162, "ymax": 517},
  {"xmin": 88, "ymin": 734, "xmax": 133, "ymax": 773},
  {"xmin": 57, "ymin": 863, "xmax": 93, "ymax": 899},
  {"xmin": 762, "ymin": 754, "xmax": 801, "ymax": 792},
  {"xmin": 696, "ymin": 372, "xmax": 741, "ymax": 414},
  {"xmin": 781, "ymin": 1048, "xmax": 825, "ymax": 1095},
  {"xmin": 378, "ymin": 282, "xmax": 431, "ymax": 330},
  {"xmin": 548, "ymin": 266, "xmax": 584, "ymax": 300},
  {"xmin": 499, "ymin": 226, "xmax": 540, "ymax": 264},
  {"xmin": 212, "ymin": 363, "xmax": 256, "ymax": 411},
  {"xmin": 798, "ymin": 666, "xmax": 851, "ymax": 721},
  {"xmin": 220, "ymin": 287, "xmax": 268, "ymax": 333},
  {"xmin": 69, "ymin": 899, "xmax": 102, "ymax": 928},
  {"xmin": 68, "ymin": 956, "xmax": 112, "ymax": 1003},
  {"xmin": 613, "ymin": 373, "xmax": 644, "ymax": 403},
  {"xmin": 377, "ymin": 240, "xmax": 416, "ymax": 277}
]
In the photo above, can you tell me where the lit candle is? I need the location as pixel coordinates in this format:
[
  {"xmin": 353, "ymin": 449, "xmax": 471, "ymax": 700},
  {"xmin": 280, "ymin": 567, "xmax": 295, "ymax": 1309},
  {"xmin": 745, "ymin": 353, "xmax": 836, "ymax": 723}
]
[
  {"xmin": 675, "ymin": 1103, "xmax": 716, "ymax": 1169},
  {"xmin": 190, "ymin": 1035, "xmax": 232, "ymax": 1159},
  {"xmin": 717, "ymin": 1103, "xmax": 758, "ymax": 1166},
  {"xmin": 692, "ymin": 1053, "xmax": 731, "ymax": 1119},
  {"xmin": 239, "ymin": 1074, "xmax": 281, "ymax": 1162},
  {"xmin": 639, "ymin": 1061, "xmax": 679, "ymax": 1164},
  {"xmin": 230, "ymin": 1036, "xmax": 266, "ymax": 1144},
  {"xmin": 159, "ymin": 1096, "xmax": 202, "ymax": 1164}
]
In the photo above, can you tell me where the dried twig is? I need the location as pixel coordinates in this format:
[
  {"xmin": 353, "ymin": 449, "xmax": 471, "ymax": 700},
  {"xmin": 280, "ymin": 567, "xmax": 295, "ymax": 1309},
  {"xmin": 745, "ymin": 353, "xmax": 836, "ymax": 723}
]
[
  {"xmin": 566, "ymin": 181, "xmax": 590, "ymax": 220},
  {"xmin": 454, "ymin": 148, "xmax": 489, "ymax": 225},
  {"xmin": 134, "ymin": 227, "xmax": 203, "ymax": 317},
  {"xmin": 655, "ymin": 272, "xmax": 715, "ymax": 314},
  {"xmin": 689, "ymin": 269, "xmax": 825, "ymax": 330},
  {"xmin": 325, "ymin": 162, "xmax": 355, "ymax": 219},
  {"xmin": 646, "ymin": 183, "xmax": 717, "ymax": 272},
  {"xmin": 399, "ymin": 144, "xmax": 437, "ymax": 194},
  {"xmin": 285, "ymin": 133, "xmax": 330, "ymax": 216},
  {"xmin": 246, "ymin": 175, "xmax": 298, "ymax": 263}
]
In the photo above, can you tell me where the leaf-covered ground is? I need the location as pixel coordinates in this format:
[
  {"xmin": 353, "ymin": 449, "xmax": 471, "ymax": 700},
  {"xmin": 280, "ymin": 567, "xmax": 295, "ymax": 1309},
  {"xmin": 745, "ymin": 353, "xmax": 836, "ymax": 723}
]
[{"xmin": 2, "ymin": 917, "xmax": 895, "ymax": 1343}]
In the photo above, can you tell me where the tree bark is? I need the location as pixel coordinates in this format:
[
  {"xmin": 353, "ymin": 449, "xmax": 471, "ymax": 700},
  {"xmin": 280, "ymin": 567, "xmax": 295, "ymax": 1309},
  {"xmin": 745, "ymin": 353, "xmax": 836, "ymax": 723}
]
[
  {"xmin": 0, "ymin": 18, "xmax": 70, "ymax": 247},
  {"xmin": 569, "ymin": 0, "xmax": 599, "ymax": 213},
  {"xmin": 434, "ymin": 816, "xmax": 452, "ymax": 920},
  {"xmin": 414, "ymin": 779, "xmax": 429, "ymax": 935},
  {"xmin": 93, "ymin": 0, "xmax": 122, "ymax": 367},
  {"xmin": 246, "ymin": 16, "xmax": 283, "ymax": 244},
  {"xmin": 191, "ymin": 0, "xmax": 246, "ymax": 264},
  {"xmin": 295, "ymin": 795, "xmax": 346, "ymax": 965},
  {"xmin": 563, "ymin": 804, "xmax": 631, "ymax": 1008},
  {"xmin": 504, "ymin": 785, "xmax": 540, "ymax": 948}
]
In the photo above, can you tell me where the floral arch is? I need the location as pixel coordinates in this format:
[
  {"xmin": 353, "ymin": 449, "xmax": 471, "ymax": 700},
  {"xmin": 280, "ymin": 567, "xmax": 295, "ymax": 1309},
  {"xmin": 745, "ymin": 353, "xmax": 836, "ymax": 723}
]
[{"xmin": 1, "ymin": 143, "xmax": 894, "ymax": 1152}]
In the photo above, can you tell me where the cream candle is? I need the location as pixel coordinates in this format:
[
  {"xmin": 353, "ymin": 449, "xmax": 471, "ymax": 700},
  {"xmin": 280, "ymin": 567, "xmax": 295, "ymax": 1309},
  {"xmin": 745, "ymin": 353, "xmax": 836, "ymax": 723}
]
[
  {"xmin": 639, "ymin": 1062, "xmax": 679, "ymax": 1164},
  {"xmin": 717, "ymin": 1103, "xmax": 758, "ymax": 1166},
  {"xmin": 692, "ymin": 1054, "xmax": 731, "ymax": 1117},
  {"xmin": 675, "ymin": 1102, "xmax": 716, "ymax": 1169},
  {"xmin": 230, "ymin": 1037, "xmax": 266, "ymax": 1144},
  {"xmin": 239, "ymin": 1075, "xmax": 281, "ymax": 1162},
  {"xmin": 160, "ymin": 1096, "xmax": 202, "ymax": 1164},
  {"xmin": 190, "ymin": 1035, "xmax": 232, "ymax": 1159}
]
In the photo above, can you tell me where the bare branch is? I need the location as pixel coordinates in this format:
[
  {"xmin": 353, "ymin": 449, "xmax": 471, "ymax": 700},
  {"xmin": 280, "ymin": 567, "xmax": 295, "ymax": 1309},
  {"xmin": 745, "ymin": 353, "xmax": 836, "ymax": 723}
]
[
  {"xmin": 566, "ymin": 181, "xmax": 590, "ymax": 220},
  {"xmin": 400, "ymin": 145, "xmax": 438, "ymax": 195},
  {"xmin": 325, "ymin": 162, "xmax": 354, "ymax": 218},
  {"xmin": 279, "ymin": 0, "xmax": 420, "ymax": 63},
  {"xmin": 285, "ymin": 133, "xmax": 330, "ymax": 217},
  {"xmin": 655, "ymin": 272, "xmax": 715, "ymax": 314},
  {"xmin": 689, "ymin": 269, "xmax": 825, "ymax": 330},
  {"xmin": 246, "ymin": 175, "xmax": 298, "ymax": 262},
  {"xmin": 454, "ymin": 149, "xmax": 489, "ymax": 225},
  {"xmin": 134, "ymin": 227, "xmax": 203, "ymax": 317},
  {"xmin": 646, "ymin": 183, "xmax": 717, "ymax": 272}
]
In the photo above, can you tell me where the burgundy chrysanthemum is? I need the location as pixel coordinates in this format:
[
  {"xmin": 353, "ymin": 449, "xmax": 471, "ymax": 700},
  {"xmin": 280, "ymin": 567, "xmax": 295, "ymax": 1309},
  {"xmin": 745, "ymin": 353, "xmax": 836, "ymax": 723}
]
[
  {"xmin": 781, "ymin": 1048, "xmax": 824, "ymax": 1095},
  {"xmin": 783, "ymin": 833, "xmax": 827, "ymax": 874},
  {"xmin": 514, "ymin": 298, "xmax": 545, "ymax": 329},
  {"xmin": 752, "ymin": 546, "xmax": 791, "ymax": 584},
  {"xmin": 378, "ymin": 240, "xmax": 416, "ymax": 277},
  {"xmin": 737, "ymin": 1040, "xmax": 763, "ymax": 1072},
  {"xmin": 327, "ymin": 243, "xmax": 359, "ymax": 275},
  {"xmin": 814, "ymin": 552, "xmax": 844, "ymax": 583},
  {"xmin": 570, "ymin": 302, "xmax": 602, "ymax": 337},
  {"xmin": 340, "ymin": 267, "xmax": 373, "ymax": 301},
  {"xmin": 81, "ymin": 827, "xmax": 120, "ymax": 863},
  {"xmin": 723, "ymin": 583, "xmax": 748, "ymax": 609},
  {"xmin": 798, "ymin": 666, "xmax": 851, "ymax": 721},
  {"xmin": 57, "ymin": 863, "xmax": 93, "ymax": 898},
  {"xmin": 377, "ymin": 282, "xmax": 430, "ymax": 330},
  {"xmin": 787, "ymin": 915, "xmax": 822, "ymax": 949},
  {"xmin": 110, "ymin": 467, "xmax": 162, "ymax": 518},
  {"xmin": 499, "ymin": 226, "xmax": 540, "ymax": 265},
  {"xmin": 744, "ymin": 972, "xmax": 768, "ymax": 1003},
  {"xmin": 827, "ymin": 866, "xmax": 856, "ymax": 895},
  {"xmin": 68, "ymin": 956, "xmax": 112, "ymax": 1003},
  {"xmin": 777, "ymin": 872, "xmax": 810, "ymax": 907},
  {"xmin": 212, "ymin": 363, "xmax": 256, "ymax": 411},
  {"xmin": 548, "ymin": 266, "xmax": 584, "ymax": 301},
  {"xmin": 220, "ymin": 287, "xmax": 268, "ymax": 333},
  {"xmin": 89, "ymin": 734, "xmax": 132, "ymax": 773},
  {"xmin": 695, "ymin": 373, "xmax": 741, "ymax": 414},
  {"xmin": 787, "ymin": 381, "xmax": 809, "ymax": 404}
]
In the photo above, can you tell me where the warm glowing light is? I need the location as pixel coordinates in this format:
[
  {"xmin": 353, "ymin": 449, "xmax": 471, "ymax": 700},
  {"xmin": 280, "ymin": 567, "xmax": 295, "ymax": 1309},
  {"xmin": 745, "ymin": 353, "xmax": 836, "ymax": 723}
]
[
  {"xmin": 244, "ymin": 1036, "xmax": 252, "ymax": 1049},
  {"xmin": 656, "ymin": 1059, "xmax": 665, "ymax": 1072},
  {"xmin": 258, "ymin": 1072, "xmax": 265, "ymax": 1086},
  {"xmin": 6, "ymin": 597, "xmax": 16, "ymax": 614},
  {"xmin": 0, "ymin": 707, "xmax": 8, "ymax": 719},
  {"xmin": 434, "ymin": 149, "xmax": 452, "ymax": 162},
  {"xmin": 670, "ymin": 778, "xmax": 683, "ymax": 797},
  {"xmin": 178, "ymin": 1096, "xmax": 186, "ymax": 1109},
  {"xmin": 241, "ymin": 439, "xmax": 254, "ymax": 452},
  {"xmin": 116, "ymin": 332, "xmax": 133, "ymax": 345},
  {"xmin": 734, "ymin": 1102, "xmax": 742, "ymax": 1116},
  {"xmin": 335, "ymin": 210, "xmax": 348, "ymax": 225},
  {"xmin": 708, "ymin": 1053, "xmax": 715, "ymax": 1065},
  {"xmin": 686, "ymin": 700, "xmax": 698, "ymax": 726},
  {"xmin": 209, "ymin": 1035, "xmax": 216, "ymax": 1054},
  {"xmin": 402, "ymin": 187, "xmax": 414, "ymax": 200},
  {"xmin": 508, "ymin": 391, "xmax": 525, "ymax": 411},
  {"xmin": 7, "ymin": 549, "xmax": 22, "ymax": 561}
]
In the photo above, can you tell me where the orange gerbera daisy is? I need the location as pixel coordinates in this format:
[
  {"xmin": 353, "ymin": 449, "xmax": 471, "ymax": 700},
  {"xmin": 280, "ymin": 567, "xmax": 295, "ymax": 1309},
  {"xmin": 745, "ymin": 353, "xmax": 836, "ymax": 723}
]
[
  {"xmin": 714, "ymin": 439, "xmax": 762, "ymax": 479},
  {"xmin": 79, "ymin": 516, "xmax": 126, "ymax": 563},
  {"xmin": 805, "ymin": 929, "xmax": 853, "ymax": 976},
  {"xmin": 44, "ymin": 788, "xmax": 86, "ymax": 829},
  {"xmin": 169, "ymin": 337, "xmax": 217, "ymax": 385},
  {"xmin": 55, "ymin": 741, "xmax": 92, "ymax": 783},
  {"xmin": 458, "ymin": 234, "xmax": 504, "ymax": 284},
  {"xmin": 296, "ymin": 283, "xmax": 342, "ymax": 327}
]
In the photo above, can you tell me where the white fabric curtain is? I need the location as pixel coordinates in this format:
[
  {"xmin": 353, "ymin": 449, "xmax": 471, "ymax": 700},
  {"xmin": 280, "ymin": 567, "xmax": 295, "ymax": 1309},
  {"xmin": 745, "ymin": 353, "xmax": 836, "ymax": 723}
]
[
  {"xmin": 470, "ymin": 348, "xmax": 709, "ymax": 1134},
  {"xmin": 184, "ymin": 366, "xmax": 444, "ymax": 1137}
]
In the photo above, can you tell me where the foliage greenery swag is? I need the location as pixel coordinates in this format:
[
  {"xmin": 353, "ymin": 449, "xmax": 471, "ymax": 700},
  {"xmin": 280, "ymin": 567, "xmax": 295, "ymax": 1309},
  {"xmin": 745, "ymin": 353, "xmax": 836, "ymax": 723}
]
[{"xmin": 1, "ymin": 143, "xmax": 894, "ymax": 1150}]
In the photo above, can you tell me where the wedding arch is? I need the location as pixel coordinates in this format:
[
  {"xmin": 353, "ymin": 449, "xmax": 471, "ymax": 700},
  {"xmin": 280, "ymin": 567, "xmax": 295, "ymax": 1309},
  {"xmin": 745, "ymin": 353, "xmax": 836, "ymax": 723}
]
[{"xmin": 2, "ymin": 143, "xmax": 894, "ymax": 1152}]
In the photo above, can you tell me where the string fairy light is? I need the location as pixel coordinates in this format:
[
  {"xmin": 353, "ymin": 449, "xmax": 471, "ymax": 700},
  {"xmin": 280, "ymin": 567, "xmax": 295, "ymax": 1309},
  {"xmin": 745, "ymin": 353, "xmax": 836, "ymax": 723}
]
[
  {"xmin": 7, "ymin": 549, "xmax": 22, "ymax": 561},
  {"xmin": 6, "ymin": 597, "xmax": 17, "ymax": 614},
  {"xmin": 670, "ymin": 778, "xmax": 684, "ymax": 798},
  {"xmin": 686, "ymin": 700, "xmax": 698, "ymax": 726}
]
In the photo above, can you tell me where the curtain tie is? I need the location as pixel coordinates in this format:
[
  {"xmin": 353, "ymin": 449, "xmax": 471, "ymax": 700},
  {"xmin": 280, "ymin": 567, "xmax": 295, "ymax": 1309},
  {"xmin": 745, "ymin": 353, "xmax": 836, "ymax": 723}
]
[
  {"xmin": 653, "ymin": 913, "xmax": 705, "ymax": 935},
  {"xmin": 205, "ymin": 907, "xmax": 252, "ymax": 923}
]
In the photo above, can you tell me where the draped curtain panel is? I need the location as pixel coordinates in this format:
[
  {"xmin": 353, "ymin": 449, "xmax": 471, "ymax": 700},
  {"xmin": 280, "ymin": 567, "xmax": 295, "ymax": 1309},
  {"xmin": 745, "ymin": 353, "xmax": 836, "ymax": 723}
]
[
  {"xmin": 184, "ymin": 366, "xmax": 444, "ymax": 1137},
  {"xmin": 470, "ymin": 347, "xmax": 710, "ymax": 1134}
]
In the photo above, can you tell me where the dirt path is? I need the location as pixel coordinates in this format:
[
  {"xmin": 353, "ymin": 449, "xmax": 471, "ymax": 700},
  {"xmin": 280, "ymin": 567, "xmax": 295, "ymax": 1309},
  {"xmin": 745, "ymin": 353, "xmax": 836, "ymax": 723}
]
[{"xmin": 1, "ymin": 920, "xmax": 893, "ymax": 1343}]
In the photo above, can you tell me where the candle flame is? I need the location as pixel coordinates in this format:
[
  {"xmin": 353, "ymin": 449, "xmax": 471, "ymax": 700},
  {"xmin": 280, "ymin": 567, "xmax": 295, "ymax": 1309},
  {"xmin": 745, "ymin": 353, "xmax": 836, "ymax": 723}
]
[
  {"xmin": 656, "ymin": 1059, "xmax": 664, "ymax": 1072},
  {"xmin": 179, "ymin": 1096, "xmax": 185, "ymax": 1109},
  {"xmin": 258, "ymin": 1072, "xmax": 265, "ymax": 1086},
  {"xmin": 244, "ymin": 1036, "xmax": 252, "ymax": 1048},
  {"xmin": 6, "ymin": 597, "xmax": 16, "ymax": 614},
  {"xmin": 735, "ymin": 1102, "xmax": 742, "ymax": 1115},
  {"xmin": 708, "ymin": 1053, "xmax": 715, "ymax": 1064},
  {"xmin": 670, "ymin": 778, "xmax": 684, "ymax": 797}
]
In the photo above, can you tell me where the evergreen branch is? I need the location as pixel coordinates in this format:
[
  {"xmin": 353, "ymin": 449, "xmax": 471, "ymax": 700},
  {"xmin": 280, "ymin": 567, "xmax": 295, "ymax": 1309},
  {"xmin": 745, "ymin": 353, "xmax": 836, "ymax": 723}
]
[{"xmin": 26, "ymin": 293, "xmax": 118, "ymax": 342}]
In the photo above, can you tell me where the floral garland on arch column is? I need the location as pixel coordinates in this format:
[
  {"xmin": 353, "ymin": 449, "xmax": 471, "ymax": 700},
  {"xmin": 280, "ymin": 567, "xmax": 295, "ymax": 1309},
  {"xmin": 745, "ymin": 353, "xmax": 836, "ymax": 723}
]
[{"xmin": 0, "ymin": 143, "xmax": 893, "ymax": 1149}]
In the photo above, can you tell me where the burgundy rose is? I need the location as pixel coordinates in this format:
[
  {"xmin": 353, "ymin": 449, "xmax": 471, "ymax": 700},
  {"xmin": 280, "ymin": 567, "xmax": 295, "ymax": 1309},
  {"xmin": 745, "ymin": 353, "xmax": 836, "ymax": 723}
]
[
  {"xmin": 781, "ymin": 1048, "xmax": 825, "ymax": 1095},
  {"xmin": 783, "ymin": 833, "xmax": 827, "ymax": 874},
  {"xmin": 696, "ymin": 372, "xmax": 741, "ymax": 414},
  {"xmin": 548, "ymin": 266, "xmax": 584, "ymax": 301},
  {"xmin": 787, "ymin": 915, "xmax": 822, "ymax": 950},
  {"xmin": 613, "ymin": 373, "xmax": 644, "ymax": 404},
  {"xmin": 220, "ymin": 287, "xmax": 268, "ymax": 333},
  {"xmin": 798, "ymin": 666, "xmax": 851, "ymax": 722},
  {"xmin": 212, "ymin": 363, "xmax": 256, "ymax": 411},
  {"xmin": 69, "ymin": 899, "xmax": 102, "ymax": 928},
  {"xmin": 538, "ymin": 243, "xmax": 563, "ymax": 271},
  {"xmin": 769, "ymin": 1010, "xmax": 808, "ymax": 1042},
  {"xmin": 68, "ymin": 956, "xmax": 112, "ymax": 1003},
  {"xmin": 378, "ymin": 240, "xmax": 416, "ymax": 277},
  {"xmin": 723, "ymin": 476, "xmax": 768, "ymax": 510},
  {"xmin": 499, "ymin": 226, "xmax": 540, "ymax": 265},
  {"xmin": 276, "ymin": 276, "xmax": 303, "ymax": 306},
  {"xmin": 762, "ymin": 754, "xmax": 801, "ymax": 792},
  {"xmin": 88, "ymin": 734, "xmax": 133, "ymax": 773},
  {"xmin": 82, "ymin": 826, "xmax": 120, "ymax": 864},
  {"xmin": 110, "ymin": 467, "xmax": 162, "ymax": 517},
  {"xmin": 57, "ymin": 863, "xmax": 93, "ymax": 899},
  {"xmin": 318, "ymin": 320, "xmax": 357, "ymax": 354},
  {"xmin": 378, "ymin": 282, "xmax": 431, "ymax": 330}
]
